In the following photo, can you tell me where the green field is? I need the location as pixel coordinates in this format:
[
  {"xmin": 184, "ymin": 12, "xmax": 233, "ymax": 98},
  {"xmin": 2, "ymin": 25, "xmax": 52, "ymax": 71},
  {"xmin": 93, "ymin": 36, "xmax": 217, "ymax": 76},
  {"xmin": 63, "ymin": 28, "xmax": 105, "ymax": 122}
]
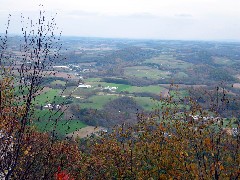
[
  {"xmin": 33, "ymin": 109, "xmax": 63, "ymax": 121},
  {"xmin": 50, "ymin": 80, "xmax": 66, "ymax": 86},
  {"xmin": 86, "ymin": 78, "xmax": 168, "ymax": 95},
  {"xmin": 68, "ymin": 86, "xmax": 94, "ymax": 95},
  {"xmin": 134, "ymin": 96, "xmax": 189, "ymax": 111},
  {"xmin": 124, "ymin": 66, "xmax": 171, "ymax": 79},
  {"xmin": 144, "ymin": 55, "xmax": 193, "ymax": 69},
  {"xmin": 14, "ymin": 86, "xmax": 30, "ymax": 96},
  {"xmin": 88, "ymin": 81, "xmax": 131, "ymax": 92},
  {"xmin": 62, "ymin": 86, "xmax": 77, "ymax": 95},
  {"xmin": 77, "ymin": 95, "xmax": 119, "ymax": 109},
  {"xmin": 172, "ymin": 72, "xmax": 189, "ymax": 79},
  {"xmin": 14, "ymin": 87, "xmax": 65, "ymax": 106},
  {"xmin": 33, "ymin": 110, "xmax": 87, "ymax": 136},
  {"xmin": 85, "ymin": 78, "xmax": 102, "ymax": 82},
  {"xmin": 212, "ymin": 57, "xmax": 234, "ymax": 65},
  {"xmin": 34, "ymin": 88, "xmax": 61, "ymax": 106},
  {"xmin": 124, "ymin": 85, "xmax": 167, "ymax": 94},
  {"xmin": 133, "ymin": 97, "xmax": 161, "ymax": 111}
]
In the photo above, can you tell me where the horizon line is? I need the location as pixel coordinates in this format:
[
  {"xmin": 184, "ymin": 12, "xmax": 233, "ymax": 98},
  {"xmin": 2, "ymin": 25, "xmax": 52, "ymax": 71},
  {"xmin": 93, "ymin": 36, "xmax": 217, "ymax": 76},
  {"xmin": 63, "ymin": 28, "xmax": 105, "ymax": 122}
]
[{"xmin": 2, "ymin": 32, "xmax": 240, "ymax": 43}]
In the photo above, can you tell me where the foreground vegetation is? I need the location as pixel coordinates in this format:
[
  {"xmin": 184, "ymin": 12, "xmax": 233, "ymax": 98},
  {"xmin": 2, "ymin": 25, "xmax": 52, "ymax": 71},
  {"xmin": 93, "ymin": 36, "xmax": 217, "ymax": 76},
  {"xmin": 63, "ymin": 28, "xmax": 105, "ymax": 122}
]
[{"xmin": 1, "ymin": 74, "xmax": 240, "ymax": 179}]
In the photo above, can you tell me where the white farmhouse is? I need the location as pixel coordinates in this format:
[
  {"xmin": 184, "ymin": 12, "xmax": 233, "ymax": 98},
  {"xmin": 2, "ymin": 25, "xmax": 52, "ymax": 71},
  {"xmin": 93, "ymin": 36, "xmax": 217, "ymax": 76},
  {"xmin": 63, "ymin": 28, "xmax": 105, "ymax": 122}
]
[{"xmin": 78, "ymin": 84, "xmax": 92, "ymax": 88}]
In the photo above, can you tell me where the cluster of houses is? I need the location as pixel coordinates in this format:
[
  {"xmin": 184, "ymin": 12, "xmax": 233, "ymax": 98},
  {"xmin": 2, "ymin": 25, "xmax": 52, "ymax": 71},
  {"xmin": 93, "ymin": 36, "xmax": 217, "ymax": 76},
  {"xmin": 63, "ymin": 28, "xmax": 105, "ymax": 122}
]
[
  {"xmin": 188, "ymin": 114, "xmax": 239, "ymax": 136},
  {"xmin": 53, "ymin": 64, "xmax": 91, "ymax": 74},
  {"xmin": 189, "ymin": 114, "xmax": 218, "ymax": 122},
  {"xmin": 103, "ymin": 86, "xmax": 118, "ymax": 91},
  {"xmin": 43, "ymin": 104, "xmax": 61, "ymax": 110},
  {"xmin": 77, "ymin": 83, "xmax": 118, "ymax": 92},
  {"xmin": 78, "ymin": 83, "xmax": 92, "ymax": 88}
]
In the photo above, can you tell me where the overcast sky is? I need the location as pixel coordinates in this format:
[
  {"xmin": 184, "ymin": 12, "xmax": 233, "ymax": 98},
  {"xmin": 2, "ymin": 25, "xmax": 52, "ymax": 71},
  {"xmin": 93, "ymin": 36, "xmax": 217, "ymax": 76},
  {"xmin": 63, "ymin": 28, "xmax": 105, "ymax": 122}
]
[{"xmin": 0, "ymin": 0, "xmax": 240, "ymax": 41}]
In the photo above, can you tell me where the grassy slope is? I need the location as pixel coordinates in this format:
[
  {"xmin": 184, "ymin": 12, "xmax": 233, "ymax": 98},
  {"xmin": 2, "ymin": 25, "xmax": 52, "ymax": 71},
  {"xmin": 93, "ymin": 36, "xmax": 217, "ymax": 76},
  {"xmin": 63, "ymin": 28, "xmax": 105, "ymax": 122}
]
[
  {"xmin": 33, "ymin": 110, "xmax": 87, "ymax": 136},
  {"xmin": 77, "ymin": 95, "xmax": 119, "ymax": 109},
  {"xmin": 133, "ymin": 97, "xmax": 159, "ymax": 111},
  {"xmin": 144, "ymin": 55, "xmax": 193, "ymax": 69},
  {"xmin": 125, "ymin": 85, "xmax": 167, "ymax": 94},
  {"xmin": 50, "ymin": 80, "xmax": 66, "ymax": 86},
  {"xmin": 124, "ymin": 66, "xmax": 171, "ymax": 79},
  {"xmin": 34, "ymin": 89, "xmax": 61, "ymax": 106}
]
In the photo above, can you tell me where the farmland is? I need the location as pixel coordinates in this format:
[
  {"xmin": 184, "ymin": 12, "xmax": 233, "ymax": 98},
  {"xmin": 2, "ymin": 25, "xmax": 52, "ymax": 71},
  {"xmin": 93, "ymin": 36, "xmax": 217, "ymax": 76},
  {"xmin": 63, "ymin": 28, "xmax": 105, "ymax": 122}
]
[
  {"xmin": 124, "ymin": 66, "xmax": 171, "ymax": 79},
  {"xmin": 124, "ymin": 85, "xmax": 167, "ymax": 94},
  {"xmin": 34, "ymin": 88, "xmax": 61, "ymax": 106},
  {"xmin": 76, "ymin": 94, "xmax": 119, "ymax": 109},
  {"xmin": 33, "ymin": 110, "xmax": 87, "ymax": 136},
  {"xmin": 144, "ymin": 55, "xmax": 193, "ymax": 70},
  {"xmin": 8, "ymin": 37, "xmax": 240, "ymax": 137}
]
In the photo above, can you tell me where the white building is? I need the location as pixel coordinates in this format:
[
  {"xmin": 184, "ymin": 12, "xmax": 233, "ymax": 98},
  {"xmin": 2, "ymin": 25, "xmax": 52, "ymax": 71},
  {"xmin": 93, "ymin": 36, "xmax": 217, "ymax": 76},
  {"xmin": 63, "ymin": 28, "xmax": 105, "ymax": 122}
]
[
  {"xmin": 103, "ymin": 86, "xmax": 118, "ymax": 91},
  {"xmin": 78, "ymin": 84, "xmax": 92, "ymax": 88}
]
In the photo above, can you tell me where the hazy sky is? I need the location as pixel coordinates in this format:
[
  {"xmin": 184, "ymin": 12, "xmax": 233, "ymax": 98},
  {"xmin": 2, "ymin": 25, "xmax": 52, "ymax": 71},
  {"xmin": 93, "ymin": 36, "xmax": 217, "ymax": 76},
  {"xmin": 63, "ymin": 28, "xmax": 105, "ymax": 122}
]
[{"xmin": 0, "ymin": 0, "xmax": 240, "ymax": 41}]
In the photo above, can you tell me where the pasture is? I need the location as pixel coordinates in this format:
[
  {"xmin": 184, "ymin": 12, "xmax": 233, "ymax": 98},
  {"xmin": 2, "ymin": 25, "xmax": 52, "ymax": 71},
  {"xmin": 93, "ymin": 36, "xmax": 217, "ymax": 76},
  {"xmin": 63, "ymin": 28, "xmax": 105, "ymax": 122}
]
[
  {"xmin": 50, "ymin": 80, "xmax": 66, "ymax": 86},
  {"xmin": 172, "ymin": 72, "xmax": 189, "ymax": 79},
  {"xmin": 133, "ymin": 97, "xmax": 161, "ymax": 111},
  {"xmin": 87, "ymin": 81, "xmax": 131, "ymax": 92},
  {"xmin": 124, "ymin": 85, "xmax": 167, "ymax": 94},
  {"xmin": 76, "ymin": 94, "xmax": 119, "ymax": 109},
  {"xmin": 85, "ymin": 78, "xmax": 102, "ymax": 82},
  {"xmin": 124, "ymin": 66, "xmax": 171, "ymax": 79},
  {"xmin": 33, "ymin": 110, "xmax": 87, "ymax": 136},
  {"xmin": 85, "ymin": 78, "xmax": 169, "ymax": 95},
  {"xmin": 33, "ymin": 88, "xmax": 61, "ymax": 106},
  {"xmin": 212, "ymin": 57, "xmax": 234, "ymax": 65},
  {"xmin": 144, "ymin": 55, "xmax": 193, "ymax": 70}
]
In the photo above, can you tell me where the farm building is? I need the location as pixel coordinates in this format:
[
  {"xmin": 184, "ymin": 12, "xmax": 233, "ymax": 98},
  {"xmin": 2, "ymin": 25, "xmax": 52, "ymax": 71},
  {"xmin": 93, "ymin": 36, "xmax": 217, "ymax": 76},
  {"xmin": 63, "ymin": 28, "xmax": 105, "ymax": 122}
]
[{"xmin": 78, "ymin": 84, "xmax": 92, "ymax": 88}]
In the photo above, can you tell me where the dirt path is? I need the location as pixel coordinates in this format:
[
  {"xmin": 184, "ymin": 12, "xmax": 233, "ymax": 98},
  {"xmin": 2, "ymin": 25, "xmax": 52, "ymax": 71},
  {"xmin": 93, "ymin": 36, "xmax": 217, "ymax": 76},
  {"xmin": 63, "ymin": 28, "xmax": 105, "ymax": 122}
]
[
  {"xmin": 66, "ymin": 126, "xmax": 106, "ymax": 139},
  {"xmin": 160, "ymin": 89, "xmax": 170, "ymax": 98},
  {"xmin": 233, "ymin": 83, "xmax": 240, "ymax": 89}
]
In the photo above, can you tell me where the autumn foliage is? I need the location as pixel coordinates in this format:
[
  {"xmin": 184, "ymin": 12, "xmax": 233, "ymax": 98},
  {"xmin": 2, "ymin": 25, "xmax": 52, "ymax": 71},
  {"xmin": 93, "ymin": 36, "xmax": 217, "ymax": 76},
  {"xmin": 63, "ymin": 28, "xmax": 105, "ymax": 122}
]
[{"xmin": 75, "ymin": 101, "xmax": 240, "ymax": 179}]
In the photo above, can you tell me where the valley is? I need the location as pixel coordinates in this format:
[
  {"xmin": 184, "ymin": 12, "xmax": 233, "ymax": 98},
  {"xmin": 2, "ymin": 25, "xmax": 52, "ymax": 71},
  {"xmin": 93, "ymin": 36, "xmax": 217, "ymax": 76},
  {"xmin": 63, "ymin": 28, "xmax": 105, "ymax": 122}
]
[{"xmin": 9, "ymin": 37, "xmax": 240, "ymax": 138}]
